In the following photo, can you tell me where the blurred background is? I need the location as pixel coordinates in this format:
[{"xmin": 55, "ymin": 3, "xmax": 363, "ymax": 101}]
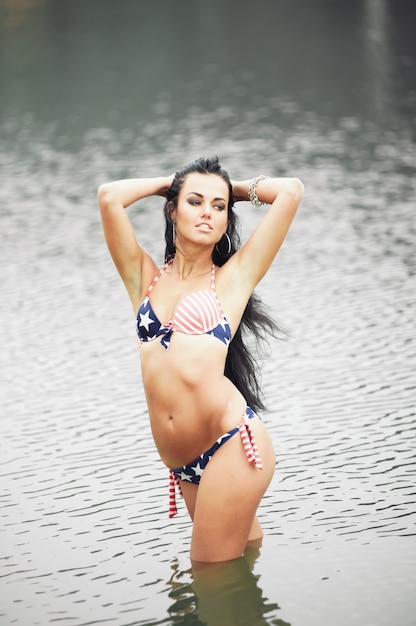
[
  {"xmin": 1, "ymin": 1, "xmax": 415, "ymax": 625},
  {"xmin": 1, "ymin": 0, "xmax": 415, "ymax": 138}
]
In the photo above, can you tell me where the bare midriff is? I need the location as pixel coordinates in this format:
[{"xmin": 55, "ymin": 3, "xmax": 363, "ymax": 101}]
[{"xmin": 139, "ymin": 332, "xmax": 246, "ymax": 469}]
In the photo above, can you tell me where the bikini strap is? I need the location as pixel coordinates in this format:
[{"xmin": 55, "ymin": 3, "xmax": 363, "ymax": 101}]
[
  {"xmin": 210, "ymin": 264, "xmax": 216, "ymax": 291},
  {"xmin": 146, "ymin": 262, "xmax": 170, "ymax": 297}
]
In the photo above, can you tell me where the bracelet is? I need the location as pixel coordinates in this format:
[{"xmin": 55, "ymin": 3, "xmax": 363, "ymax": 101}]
[{"xmin": 248, "ymin": 175, "xmax": 269, "ymax": 207}]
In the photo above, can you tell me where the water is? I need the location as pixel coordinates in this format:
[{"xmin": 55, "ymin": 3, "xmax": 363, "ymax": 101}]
[{"xmin": 1, "ymin": 1, "xmax": 415, "ymax": 624}]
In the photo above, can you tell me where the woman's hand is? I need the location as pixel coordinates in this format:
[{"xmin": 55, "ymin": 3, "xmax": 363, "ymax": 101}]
[
  {"xmin": 230, "ymin": 180, "xmax": 249, "ymax": 203},
  {"xmin": 156, "ymin": 174, "xmax": 174, "ymax": 197}
]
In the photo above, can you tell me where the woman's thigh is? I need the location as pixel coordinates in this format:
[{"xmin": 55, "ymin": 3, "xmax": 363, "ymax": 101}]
[
  {"xmin": 190, "ymin": 418, "xmax": 275, "ymax": 563},
  {"xmin": 180, "ymin": 481, "xmax": 198, "ymax": 519}
]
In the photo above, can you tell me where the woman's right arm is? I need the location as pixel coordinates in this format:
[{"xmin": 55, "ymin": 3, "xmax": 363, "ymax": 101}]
[{"xmin": 97, "ymin": 176, "xmax": 172, "ymax": 303}]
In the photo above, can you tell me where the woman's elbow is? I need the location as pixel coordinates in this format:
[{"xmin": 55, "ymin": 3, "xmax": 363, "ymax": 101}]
[
  {"xmin": 97, "ymin": 183, "xmax": 114, "ymax": 208},
  {"xmin": 288, "ymin": 177, "xmax": 304, "ymax": 202}
]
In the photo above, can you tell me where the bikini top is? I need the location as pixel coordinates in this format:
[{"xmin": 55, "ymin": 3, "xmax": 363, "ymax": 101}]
[{"xmin": 136, "ymin": 262, "xmax": 232, "ymax": 350}]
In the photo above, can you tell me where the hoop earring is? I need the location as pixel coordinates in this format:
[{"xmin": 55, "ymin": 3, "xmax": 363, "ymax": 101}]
[{"xmin": 215, "ymin": 232, "xmax": 231, "ymax": 258}]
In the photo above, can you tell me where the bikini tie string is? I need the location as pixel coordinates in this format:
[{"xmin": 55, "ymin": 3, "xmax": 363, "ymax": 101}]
[
  {"xmin": 168, "ymin": 415, "xmax": 263, "ymax": 517},
  {"xmin": 169, "ymin": 470, "xmax": 182, "ymax": 519},
  {"xmin": 239, "ymin": 417, "xmax": 264, "ymax": 470}
]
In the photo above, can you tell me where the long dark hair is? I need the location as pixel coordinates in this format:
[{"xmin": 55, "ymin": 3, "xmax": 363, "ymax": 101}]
[{"xmin": 163, "ymin": 156, "xmax": 282, "ymax": 412}]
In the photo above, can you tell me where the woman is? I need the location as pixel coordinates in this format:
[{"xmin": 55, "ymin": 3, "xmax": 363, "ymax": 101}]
[{"xmin": 98, "ymin": 156, "xmax": 303, "ymax": 563}]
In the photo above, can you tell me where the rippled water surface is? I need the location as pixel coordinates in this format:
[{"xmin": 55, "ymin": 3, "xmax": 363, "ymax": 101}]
[{"xmin": 1, "ymin": 1, "xmax": 416, "ymax": 625}]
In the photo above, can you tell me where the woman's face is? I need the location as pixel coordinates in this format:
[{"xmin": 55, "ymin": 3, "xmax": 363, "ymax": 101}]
[{"xmin": 172, "ymin": 173, "xmax": 229, "ymax": 249}]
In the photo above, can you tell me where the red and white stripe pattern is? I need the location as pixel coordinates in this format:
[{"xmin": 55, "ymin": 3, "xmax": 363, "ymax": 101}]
[
  {"xmin": 146, "ymin": 263, "xmax": 166, "ymax": 297},
  {"xmin": 169, "ymin": 470, "xmax": 182, "ymax": 518},
  {"xmin": 239, "ymin": 418, "xmax": 263, "ymax": 470},
  {"xmin": 170, "ymin": 264, "xmax": 224, "ymax": 333},
  {"xmin": 142, "ymin": 262, "xmax": 226, "ymax": 336},
  {"xmin": 173, "ymin": 289, "xmax": 223, "ymax": 333}
]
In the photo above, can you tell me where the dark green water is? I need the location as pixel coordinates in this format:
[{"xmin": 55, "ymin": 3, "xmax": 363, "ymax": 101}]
[{"xmin": 1, "ymin": 1, "xmax": 415, "ymax": 625}]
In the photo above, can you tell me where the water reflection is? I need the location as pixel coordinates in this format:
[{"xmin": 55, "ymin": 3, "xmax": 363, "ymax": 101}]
[
  {"xmin": 363, "ymin": 0, "xmax": 391, "ymax": 122},
  {"xmin": 1, "ymin": 0, "xmax": 415, "ymax": 142},
  {"xmin": 162, "ymin": 544, "xmax": 289, "ymax": 626}
]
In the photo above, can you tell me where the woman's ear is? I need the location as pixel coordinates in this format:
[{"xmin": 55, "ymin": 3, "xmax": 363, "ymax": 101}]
[{"xmin": 167, "ymin": 200, "xmax": 176, "ymax": 224}]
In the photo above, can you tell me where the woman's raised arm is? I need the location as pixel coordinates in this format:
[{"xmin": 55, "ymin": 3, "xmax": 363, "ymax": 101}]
[
  {"xmin": 231, "ymin": 176, "xmax": 304, "ymax": 289},
  {"xmin": 97, "ymin": 176, "xmax": 172, "ymax": 300}
]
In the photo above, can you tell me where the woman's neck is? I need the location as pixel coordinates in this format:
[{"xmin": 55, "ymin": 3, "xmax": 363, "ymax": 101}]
[{"xmin": 170, "ymin": 250, "xmax": 213, "ymax": 281}]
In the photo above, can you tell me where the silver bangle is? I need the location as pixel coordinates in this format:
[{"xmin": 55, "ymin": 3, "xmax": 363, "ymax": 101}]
[{"xmin": 248, "ymin": 175, "xmax": 269, "ymax": 207}]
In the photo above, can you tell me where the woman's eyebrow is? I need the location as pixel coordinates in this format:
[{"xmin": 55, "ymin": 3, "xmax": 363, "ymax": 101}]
[{"xmin": 186, "ymin": 191, "xmax": 226, "ymax": 202}]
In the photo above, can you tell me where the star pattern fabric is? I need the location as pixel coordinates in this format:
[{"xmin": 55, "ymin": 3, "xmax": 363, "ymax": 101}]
[
  {"xmin": 137, "ymin": 295, "xmax": 173, "ymax": 349},
  {"xmin": 173, "ymin": 430, "xmax": 237, "ymax": 483},
  {"xmin": 168, "ymin": 407, "xmax": 262, "ymax": 517},
  {"xmin": 206, "ymin": 318, "xmax": 231, "ymax": 347}
]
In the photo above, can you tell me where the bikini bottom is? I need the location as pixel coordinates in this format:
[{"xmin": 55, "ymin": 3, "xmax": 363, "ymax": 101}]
[{"xmin": 168, "ymin": 406, "xmax": 263, "ymax": 518}]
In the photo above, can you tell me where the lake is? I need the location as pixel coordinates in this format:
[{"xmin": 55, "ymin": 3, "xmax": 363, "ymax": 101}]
[{"xmin": 1, "ymin": 1, "xmax": 415, "ymax": 624}]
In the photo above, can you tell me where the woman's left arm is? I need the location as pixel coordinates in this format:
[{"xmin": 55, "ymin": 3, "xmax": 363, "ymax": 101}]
[{"xmin": 231, "ymin": 176, "xmax": 304, "ymax": 288}]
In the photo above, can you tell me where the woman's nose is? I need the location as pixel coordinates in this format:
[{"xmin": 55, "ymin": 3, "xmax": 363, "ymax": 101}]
[{"xmin": 200, "ymin": 202, "xmax": 212, "ymax": 216}]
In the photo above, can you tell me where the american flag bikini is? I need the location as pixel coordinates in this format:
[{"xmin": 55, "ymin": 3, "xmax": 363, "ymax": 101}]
[
  {"xmin": 136, "ymin": 261, "xmax": 231, "ymax": 349},
  {"xmin": 168, "ymin": 407, "xmax": 263, "ymax": 518},
  {"xmin": 136, "ymin": 263, "xmax": 262, "ymax": 518}
]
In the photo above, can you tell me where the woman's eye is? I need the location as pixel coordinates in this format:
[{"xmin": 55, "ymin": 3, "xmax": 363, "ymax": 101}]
[{"xmin": 215, "ymin": 204, "xmax": 226, "ymax": 211}]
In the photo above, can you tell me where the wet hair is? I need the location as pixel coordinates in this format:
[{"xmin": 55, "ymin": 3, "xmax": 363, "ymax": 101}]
[{"xmin": 163, "ymin": 156, "xmax": 282, "ymax": 412}]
